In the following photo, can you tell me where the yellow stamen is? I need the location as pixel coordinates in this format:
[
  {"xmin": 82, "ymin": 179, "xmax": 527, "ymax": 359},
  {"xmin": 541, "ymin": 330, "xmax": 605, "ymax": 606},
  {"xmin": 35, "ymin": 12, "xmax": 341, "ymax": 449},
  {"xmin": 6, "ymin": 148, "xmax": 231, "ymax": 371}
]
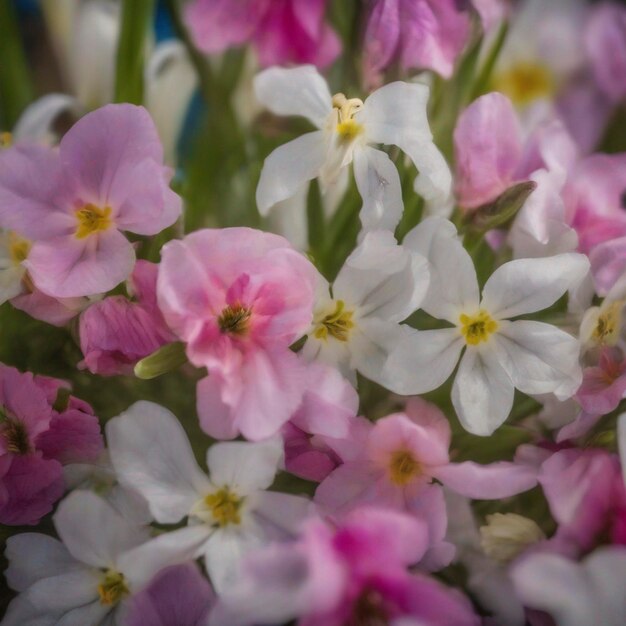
[
  {"xmin": 205, "ymin": 487, "xmax": 242, "ymax": 527},
  {"xmin": 389, "ymin": 450, "xmax": 421, "ymax": 486},
  {"xmin": 593, "ymin": 301, "xmax": 623, "ymax": 346},
  {"xmin": 332, "ymin": 93, "xmax": 364, "ymax": 143},
  {"xmin": 459, "ymin": 310, "xmax": 499, "ymax": 346},
  {"xmin": 0, "ymin": 132, "xmax": 12, "ymax": 149},
  {"xmin": 1, "ymin": 418, "xmax": 31, "ymax": 455},
  {"xmin": 8, "ymin": 232, "xmax": 31, "ymax": 265},
  {"xmin": 97, "ymin": 570, "xmax": 129, "ymax": 606},
  {"xmin": 313, "ymin": 300, "xmax": 355, "ymax": 342},
  {"xmin": 491, "ymin": 62, "xmax": 555, "ymax": 107},
  {"xmin": 218, "ymin": 304, "xmax": 252, "ymax": 336},
  {"xmin": 75, "ymin": 204, "xmax": 113, "ymax": 239}
]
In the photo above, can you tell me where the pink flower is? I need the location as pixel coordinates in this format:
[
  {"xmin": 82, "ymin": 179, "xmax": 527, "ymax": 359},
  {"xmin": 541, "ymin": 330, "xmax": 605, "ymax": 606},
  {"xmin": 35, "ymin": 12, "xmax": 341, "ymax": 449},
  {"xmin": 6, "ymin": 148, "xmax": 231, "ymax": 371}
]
[
  {"xmin": 576, "ymin": 348, "xmax": 626, "ymax": 416},
  {"xmin": 79, "ymin": 260, "xmax": 175, "ymax": 376},
  {"xmin": 362, "ymin": 0, "xmax": 471, "ymax": 85},
  {"xmin": 0, "ymin": 104, "xmax": 181, "ymax": 298},
  {"xmin": 125, "ymin": 563, "xmax": 215, "ymax": 626},
  {"xmin": 158, "ymin": 227, "xmax": 317, "ymax": 441},
  {"xmin": 0, "ymin": 365, "xmax": 103, "ymax": 525},
  {"xmin": 211, "ymin": 507, "xmax": 479, "ymax": 626},
  {"xmin": 585, "ymin": 2, "xmax": 626, "ymax": 104},
  {"xmin": 185, "ymin": 0, "xmax": 340, "ymax": 69}
]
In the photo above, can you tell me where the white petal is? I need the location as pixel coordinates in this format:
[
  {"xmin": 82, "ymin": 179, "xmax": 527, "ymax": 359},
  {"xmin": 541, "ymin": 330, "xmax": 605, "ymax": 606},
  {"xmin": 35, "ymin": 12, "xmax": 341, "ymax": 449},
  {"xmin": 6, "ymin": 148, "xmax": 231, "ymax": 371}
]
[
  {"xmin": 619, "ymin": 413, "xmax": 626, "ymax": 487},
  {"xmin": 252, "ymin": 492, "xmax": 313, "ymax": 539},
  {"xmin": 492, "ymin": 321, "xmax": 582, "ymax": 400},
  {"xmin": 253, "ymin": 65, "xmax": 332, "ymax": 128},
  {"xmin": 267, "ymin": 183, "xmax": 310, "ymax": 251},
  {"xmin": 106, "ymin": 401, "xmax": 211, "ymax": 524},
  {"xmin": 481, "ymin": 253, "xmax": 591, "ymax": 319},
  {"xmin": 5, "ymin": 534, "xmax": 81, "ymax": 592},
  {"xmin": 405, "ymin": 139, "xmax": 452, "ymax": 206},
  {"xmin": 383, "ymin": 327, "xmax": 464, "ymax": 395},
  {"xmin": 13, "ymin": 94, "xmax": 80, "ymax": 144},
  {"xmin": 403, "ymin": 217, "xmax": 479, "ymax": 323},
  {"xmin": 53, "ymin": 491, "xmax": 149, "ymax": 569},
  {"xmin": 452, "ymin": 347, "xmax": 515, "ymax": 436},
  {"xmin": 586, "ymin": 547, "xmax": 626, "ymax": 626},
  {"xmin": 334, "ymin": 229, "xmax": 429, "ymax": 322},
  {"xmin": 353, "ymin": 146, "xmax": 404, "ymax": 234},
  {"xmin": 256, "ymin": 131, "xmax": 326, "ymax": 215},
  {"xmin": 0, "ymin": 266, "xmax": 26, "ymax": 304},
  {"xmin": 207, "ymin": 438, "xmax": 283, "ymax": 494},
  {"xmin": 118, "ymin": 525, "xmax": 212, "ymax": 590},
  {"xmin": 361, "ymin": 81, "xmax": 432, "ymax": 146}
]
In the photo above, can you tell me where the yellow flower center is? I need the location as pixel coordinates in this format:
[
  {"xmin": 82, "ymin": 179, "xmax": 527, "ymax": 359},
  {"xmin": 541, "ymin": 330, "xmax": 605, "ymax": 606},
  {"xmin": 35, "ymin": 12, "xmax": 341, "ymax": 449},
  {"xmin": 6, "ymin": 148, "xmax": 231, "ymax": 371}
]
[
  {"xmin": 313, "ymin": 300, "xmax": 355, "ymax": 342},
  {"xmin": 459, "ymin": 310, "xmax": 499, "ymax": 346},
  {"xmin": 218, "ymin": 304, "xmax": 252, "ymax": 336},
  {"xmin": 388, "ymin": 450, "xmax": 421, "ymax": 486},
  {"xmin": 491, "ymin": 62, "xmax": 555, "ymax": 107},
  {"xmin": 8, "ymin": 233, "xmax": 31, "ymax": 265},
  {"xmin": 332, "ymin": 93, "xmax": 364, "ymax": 143},
  {"xmin": 0, "ymin": 132, "xmax": 12, "ymax": 149},
  {"xmin": 205, "ymin": 487, "xmax": 243, "ymax": 527},
  {"xmin": 97, "ymin": 570, "xmax": 129, "ymax": 606},
  {"xmin": 75, "ymin": 204, "xmax": 113, "ymax": 239},
  {"xmin": 593, "ymin": 301, "xmax": 623, "ymax": 346}
]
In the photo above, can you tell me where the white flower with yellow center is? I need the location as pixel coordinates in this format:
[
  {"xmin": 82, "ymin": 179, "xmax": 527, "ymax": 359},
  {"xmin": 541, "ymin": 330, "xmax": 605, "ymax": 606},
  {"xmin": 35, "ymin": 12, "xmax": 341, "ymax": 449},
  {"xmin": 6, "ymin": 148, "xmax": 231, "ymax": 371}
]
[
  {"xmin": 254, "ymin": 65, "xmax": 451, "ymax": 243},
  {"xmin": 302, "ymin": 230, "xmax": 429, "ymax": 391},
  {"xmin": 106, "ymin": 401, "xmax": 312, "ymax": 593},
  {"xmin": 385, "ymin": 217, "xmax": 589, "ymax": 435}
]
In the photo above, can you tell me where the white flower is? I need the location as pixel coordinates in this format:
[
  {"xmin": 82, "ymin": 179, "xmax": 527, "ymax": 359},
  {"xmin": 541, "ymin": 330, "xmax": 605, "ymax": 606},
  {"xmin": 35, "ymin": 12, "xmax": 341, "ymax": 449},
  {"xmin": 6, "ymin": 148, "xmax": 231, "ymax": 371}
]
[
  {"xmin": 3, "ymin": 491, "xmax": 151, "ymax": 626},
  {"xmin": 511, "ymin": 546, "xmax": 626, "ymax": 626},
  {"xmin": 386, "ymin": 217, "xmax": 589, "ymax": 435},
  {"xmin": 106, "ymin": 401, "xmax": 313, "ymax": 593},
  {"xmin": 254, "ymin": 65, "xmax": 451, "ymax": 242},
  {"xmin": 302, "ymin": 230, "xmax": 429, "ymax": 392},
  {"xmin": 0, "ymin": 230, "xmax": 30, "ymax": 305}
]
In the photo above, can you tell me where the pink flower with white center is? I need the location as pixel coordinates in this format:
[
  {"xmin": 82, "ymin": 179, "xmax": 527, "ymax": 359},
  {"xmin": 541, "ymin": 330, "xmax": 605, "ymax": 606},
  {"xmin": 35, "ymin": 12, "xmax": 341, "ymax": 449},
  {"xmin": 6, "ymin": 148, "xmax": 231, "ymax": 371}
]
[
  {"xmin": 0, "ymin": 365, "xmax": 103, "ymax": 525},
  {"xmin": 157, "ymin": 227, "xmax": 317, "ymax": 441},
  {"xmin": 0, "ymin": 104, "xmax": 181, "ymax": 298},
  {"xmin": 362, "ymin": 0, "xmax": 472, "ymax": 85},
  {"xmin": 79, "ymin": 260, "xmax": 175, "ymax": 376},
  {"xmin": 210, "ymin": 507, "xmax": 480, "ymax": 626},
  {"xmin": 185, "ymin": 0, "xmax": 340, "ymax": 69}
]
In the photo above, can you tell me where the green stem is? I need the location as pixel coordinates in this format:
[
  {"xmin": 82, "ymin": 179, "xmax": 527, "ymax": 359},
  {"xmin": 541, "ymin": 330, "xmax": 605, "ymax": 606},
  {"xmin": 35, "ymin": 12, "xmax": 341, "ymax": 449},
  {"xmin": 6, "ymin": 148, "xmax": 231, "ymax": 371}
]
[
  {"xmin": 470, "ymin": 20, "xmax": 509, "ymax": 101},
  {"xmin": 114, "ymin": 0, "xmax": 155, "ymax": 104},
  {"xmin": 0, "ymin": 0, "xmax": 35, "ymax": 128}
]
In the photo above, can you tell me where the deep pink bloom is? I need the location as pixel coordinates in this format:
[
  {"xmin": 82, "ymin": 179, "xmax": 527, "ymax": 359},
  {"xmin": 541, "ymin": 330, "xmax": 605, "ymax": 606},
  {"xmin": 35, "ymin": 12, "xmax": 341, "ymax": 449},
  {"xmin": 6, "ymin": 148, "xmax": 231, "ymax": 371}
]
[
  {"xmin": 158, "ymin": 227, "xmax": 317, "ymax": 441},
  {"xmin": 185, "ymin": 0, "xmax": 340, "ymax": 69},
  {"xmin": 125, "ymin": 563, "xmax": 215, "ymax": 626},
  {"xmin": 584, "ymin": 2, "xmax": 626, "ymax": 104},
  {"xmin": 211, "ymin": 508, "xmax": 479, "ymax": 626},
  {"xmin": 0, "ymin": 104, "xmax": 181, "ymax": 298},
  {"xmin": 0, "ymin": 365, "xmax": 103, "ymax": 525},
  {"xmin": 363, "ymin": 0, "xmax": 471, "ymax": 85},
  {"xmin": 79, "ymin": 260, "xmax": 175, "ymax": 376}
]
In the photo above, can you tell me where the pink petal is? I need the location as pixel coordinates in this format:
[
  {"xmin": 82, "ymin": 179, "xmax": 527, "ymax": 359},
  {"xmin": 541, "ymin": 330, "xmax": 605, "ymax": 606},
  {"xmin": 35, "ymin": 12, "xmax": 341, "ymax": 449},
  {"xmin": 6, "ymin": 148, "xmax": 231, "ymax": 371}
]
[
  {"xmin": 11, "ymin": 288, "xmax": 87, "ymax": 327},
  {"xmin": 362, "ymin": 0, "xmax": 401, "ymax": 85}
]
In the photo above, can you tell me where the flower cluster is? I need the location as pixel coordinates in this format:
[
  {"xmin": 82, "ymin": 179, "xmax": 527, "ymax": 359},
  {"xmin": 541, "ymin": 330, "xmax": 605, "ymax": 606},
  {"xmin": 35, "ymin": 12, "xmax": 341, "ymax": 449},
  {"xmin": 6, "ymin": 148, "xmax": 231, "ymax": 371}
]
[{"xmin": 1, "ymin": 0, "xmax": 626, "ymax": 625}]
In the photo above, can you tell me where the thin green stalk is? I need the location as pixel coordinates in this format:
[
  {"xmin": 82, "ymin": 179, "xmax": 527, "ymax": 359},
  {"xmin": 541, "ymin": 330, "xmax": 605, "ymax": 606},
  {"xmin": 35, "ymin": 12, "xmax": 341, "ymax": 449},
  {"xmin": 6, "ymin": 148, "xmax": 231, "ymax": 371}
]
[
  {"xmin": 114, "ymin": 0, "xmax": 155, "ymax": 104},
  {"xmin": 0, "ymin": 0, "xmax": 35, "ymax": 128},
  {"xmin": 470, "ymin": 20, "xmax": 509, "ymax": 101}
]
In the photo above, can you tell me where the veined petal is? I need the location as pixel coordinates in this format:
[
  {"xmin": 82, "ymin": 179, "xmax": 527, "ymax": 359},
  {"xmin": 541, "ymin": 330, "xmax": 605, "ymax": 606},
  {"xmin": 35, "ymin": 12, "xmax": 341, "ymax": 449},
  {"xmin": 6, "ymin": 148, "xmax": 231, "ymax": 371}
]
[
  {"xmin": 106, "ymin": 401, "xmax": 211, "ymax": 524},
  {"xmin": 383, "ymin": 327, "xmax": 464, "ymax": 395},
  {"xmin": 492, "ymin": 320, "xmax": 583, "ymax": 400},
  {"xmin": 206, "ymin": 438, "xmax": 283, "ymax": 494},
  {"xmin": 481, "ymin": 253, "xmax": 591, "ymax": 319},
  {"xmin": 256, "ymin": 131, "xmax": 326, "ymax": 216},
  {"xmin": 353, "ymin": 146, "xmax": 404, "ymax": 234},
  {"xmin": 452, "ymin": 346, "xmax": 515, "ymax": 436},
  {"xmin": 53, "ymin": 491, "xmax": 149, "ymax": 569},
  {"xmin": 253, "ymin": 65, "xmax": 332, "ymax": 128}
]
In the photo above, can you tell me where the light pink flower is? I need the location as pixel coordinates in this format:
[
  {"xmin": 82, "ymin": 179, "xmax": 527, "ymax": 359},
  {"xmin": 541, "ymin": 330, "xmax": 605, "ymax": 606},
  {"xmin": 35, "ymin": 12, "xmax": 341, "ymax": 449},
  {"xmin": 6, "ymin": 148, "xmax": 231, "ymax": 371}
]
[
  {"xmin": 0, "ymin": 104, "xmax": 181, "ymax": 298},
  {"xmin": 185, "ymin": 0, "xmax": 340, "ymax": 69},
  {"xmin": 11, "ymin": 288, "xmax": 88, "ymax": 327},
  {"xmin": 576, "ymin": 348, "xmax": 626, "ymax": 416},
  {"xmin": 211, "ymin": 507, "xmax": 479, "ymax": 626},
  {"xmin": 158, "ymin": 227, "xmax": 317, "ymax": 441},
  {"xmin": 79, "ymin": 260, "xmax": 175, "ymax": 376},
  {"xmin": 363, "ymin": 0, "xmax": 471, "ymax": 85},
  {"xmin": 0, "ymin": 365, "xmax": 103, "ymax": 525}
]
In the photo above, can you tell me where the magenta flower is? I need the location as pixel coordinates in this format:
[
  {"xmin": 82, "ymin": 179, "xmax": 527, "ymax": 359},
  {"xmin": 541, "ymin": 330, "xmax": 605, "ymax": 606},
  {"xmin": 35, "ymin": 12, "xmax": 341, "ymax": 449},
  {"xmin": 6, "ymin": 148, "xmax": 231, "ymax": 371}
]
[
  {"xmin": 211, "ymin": 507, "xmax": 479, "ymax": 626},
  {"xmin": 158, "ymin": 227, "xmax": 318, "ymax": 441},
  {"xmin": 125, "ymin": 563, "xmax": 215, "ymax": 626},
  {"xmin": 0, "ymin": 104, "xmax": 181, "ymax": 298},
  {"xmin": 185, "ymin": 0, "xmax": 340, "ymax": 69},
  {"xmin": 362, "ymin": 0, "xmax": 471, "ymax": 85},
  {"xmin": 79, "ymin": 260, "xmax": 175, "ymax": 376},
  {"xmin": 0, "ymin": 365, "xmax": 103, "ymax": 525}
]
